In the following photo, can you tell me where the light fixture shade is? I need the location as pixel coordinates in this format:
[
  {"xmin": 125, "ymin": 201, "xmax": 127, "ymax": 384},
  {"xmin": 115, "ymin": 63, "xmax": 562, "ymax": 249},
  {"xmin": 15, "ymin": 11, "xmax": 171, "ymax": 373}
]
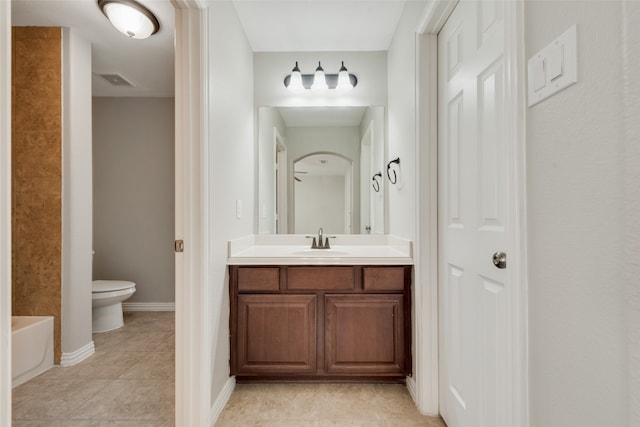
[
  {"xmin": 336, "ymin": 61, "xmax": 354, "ymax": 91},
  {"xmin": 98, "ymin": 0, "xmax": 160, "ymax": 40},
  {"xmin": 311, "ymin": 62, "xmax": 328, "ymax": 91},
  {"xmin": 287, "ymin": 61, "xmax": 305, "ymax": 92}
]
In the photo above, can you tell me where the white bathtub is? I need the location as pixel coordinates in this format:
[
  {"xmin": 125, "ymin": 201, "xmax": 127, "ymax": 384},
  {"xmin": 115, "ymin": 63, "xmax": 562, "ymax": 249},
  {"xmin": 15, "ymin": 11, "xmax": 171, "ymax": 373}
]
[{"xmin": 12, "ymin": 316, "xmax": 54, "ymax": 388}]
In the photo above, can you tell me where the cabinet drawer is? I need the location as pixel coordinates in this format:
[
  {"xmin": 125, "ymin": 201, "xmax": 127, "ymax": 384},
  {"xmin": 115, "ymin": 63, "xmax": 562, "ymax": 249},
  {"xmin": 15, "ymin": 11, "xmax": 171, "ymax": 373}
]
[
  {"xmin": 237, "ymin": 267, "xmax": 280, "ymax": 292},
  {"xmin": 288, "ymin": 267, "xmax": 354, "ymax": 290},
  {"xmin": 363, "ymin": 267, "xmax": 405, "ymax": 291}
]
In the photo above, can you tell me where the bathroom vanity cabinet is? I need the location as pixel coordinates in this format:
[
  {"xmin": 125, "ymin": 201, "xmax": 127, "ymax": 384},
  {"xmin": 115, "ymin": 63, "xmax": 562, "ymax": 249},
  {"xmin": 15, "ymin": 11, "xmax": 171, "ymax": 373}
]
[{"xmin": 229, "ymin": 265, "xmax": 412, "ymax": 382}]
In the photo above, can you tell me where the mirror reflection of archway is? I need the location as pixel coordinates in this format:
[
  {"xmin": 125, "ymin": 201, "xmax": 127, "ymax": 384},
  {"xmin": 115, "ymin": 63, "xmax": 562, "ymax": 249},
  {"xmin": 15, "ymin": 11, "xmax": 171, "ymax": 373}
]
[{"xmin": 293, "ymin": 153, "xmax": 353, "ymax": 234}]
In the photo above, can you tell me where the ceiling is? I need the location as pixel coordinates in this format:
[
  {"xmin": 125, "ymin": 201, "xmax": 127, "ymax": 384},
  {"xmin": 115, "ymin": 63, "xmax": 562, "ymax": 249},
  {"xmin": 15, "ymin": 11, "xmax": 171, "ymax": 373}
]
[
  {"xmin": 11, "ymin": 0, "xmax": 406, "ymax": 97},
  {"xmin": 232, "ymin": 1, "xmax": 406, "ymax": 52}
]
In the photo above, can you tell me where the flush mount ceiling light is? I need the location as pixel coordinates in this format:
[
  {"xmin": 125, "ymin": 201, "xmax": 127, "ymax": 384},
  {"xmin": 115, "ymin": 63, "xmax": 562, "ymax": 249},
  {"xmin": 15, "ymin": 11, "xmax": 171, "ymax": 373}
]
[
  {"xmin": 284, "ymin": 61, "xmax": 358, "ymax": 92},
  {"xmin": 98, "ymin": 0, "xmax": 160, "ymax": 40}
]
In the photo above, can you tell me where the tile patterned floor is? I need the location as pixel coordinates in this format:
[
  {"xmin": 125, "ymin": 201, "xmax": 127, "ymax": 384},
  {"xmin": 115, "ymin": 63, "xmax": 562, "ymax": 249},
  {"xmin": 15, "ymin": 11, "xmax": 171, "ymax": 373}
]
[
  {"xmin": 12, "ymin": 311, "xmax": 175, "ymax": 427},
  {"xmin": 215, "ymin": 383, "xmax": 447, "ymax": 427},
  {"xmin": 13, "ymin": 311, "xmax": 446, "ymax": 427}
]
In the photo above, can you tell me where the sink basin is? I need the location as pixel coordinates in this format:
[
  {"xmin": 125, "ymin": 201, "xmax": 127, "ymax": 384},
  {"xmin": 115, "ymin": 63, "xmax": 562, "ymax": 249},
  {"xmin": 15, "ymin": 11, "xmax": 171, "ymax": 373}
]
[{"xmin": 290, "ymin": 249, "xmax": 351, "ymax": 256}]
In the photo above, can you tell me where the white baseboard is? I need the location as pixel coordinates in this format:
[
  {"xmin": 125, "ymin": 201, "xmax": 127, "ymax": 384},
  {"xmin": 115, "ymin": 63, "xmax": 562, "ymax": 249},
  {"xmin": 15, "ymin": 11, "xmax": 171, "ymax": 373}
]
[
  {"xmin": 122, "ymin": 302, "xmax": 175, "ymax": 312},
  {"xmin": 406, "ymin": 376, "xmax": 417, "ymax": 403},
  {"xmin": 406, "ymin": 375, "xmax": 440, "ymax": 417},
  {"xmin": 60, "ymin": 341, "xmax": 95, "ymax": 367},
  {"xmin": 209, "ymin": 376, "xmax": 236, "ymax": 426}
]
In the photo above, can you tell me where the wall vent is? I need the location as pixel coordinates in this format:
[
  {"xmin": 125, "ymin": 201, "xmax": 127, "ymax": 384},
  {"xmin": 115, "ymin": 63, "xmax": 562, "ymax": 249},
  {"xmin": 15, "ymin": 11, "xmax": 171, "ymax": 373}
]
[{"xmin": 100, "ymin": 73, "xmax": 134, "ymax": 87}]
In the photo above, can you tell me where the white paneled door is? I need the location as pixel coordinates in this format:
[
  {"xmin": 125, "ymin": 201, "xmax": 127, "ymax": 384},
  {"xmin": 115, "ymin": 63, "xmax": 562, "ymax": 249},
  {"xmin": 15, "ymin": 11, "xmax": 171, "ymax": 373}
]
[{"xmin": 438, "ymin": 1, "xmax": 510, "ymax": 426}]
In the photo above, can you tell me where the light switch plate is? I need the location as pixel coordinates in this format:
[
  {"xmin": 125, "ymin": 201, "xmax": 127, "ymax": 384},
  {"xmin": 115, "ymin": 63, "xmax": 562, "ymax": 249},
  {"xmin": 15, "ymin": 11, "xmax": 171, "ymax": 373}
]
[{"xmin": 527, "ymin": 25, "xmax": 577, "ymax": 107}]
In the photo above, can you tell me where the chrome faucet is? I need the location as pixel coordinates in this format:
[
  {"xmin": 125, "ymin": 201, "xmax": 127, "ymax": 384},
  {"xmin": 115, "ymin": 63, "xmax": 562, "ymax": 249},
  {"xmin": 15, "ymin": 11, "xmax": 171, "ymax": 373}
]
[{"xmin": 305, "ymin": 227, "xmax": 335, "ymax": 249}]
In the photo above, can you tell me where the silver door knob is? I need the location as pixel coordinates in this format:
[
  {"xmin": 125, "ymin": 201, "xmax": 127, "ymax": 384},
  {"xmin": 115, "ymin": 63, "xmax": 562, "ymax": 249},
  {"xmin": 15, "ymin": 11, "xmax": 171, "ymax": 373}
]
[{"xmin": 492, "ymin": 251, "xmax": 506, "ymax": 269}]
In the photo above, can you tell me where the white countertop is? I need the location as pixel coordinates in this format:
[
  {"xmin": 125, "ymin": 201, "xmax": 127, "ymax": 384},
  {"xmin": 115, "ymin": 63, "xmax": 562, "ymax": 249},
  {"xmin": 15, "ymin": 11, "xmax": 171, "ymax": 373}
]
[{"xmin": 227, "ymin": 234, "xmax": 413, "ymax": 266}]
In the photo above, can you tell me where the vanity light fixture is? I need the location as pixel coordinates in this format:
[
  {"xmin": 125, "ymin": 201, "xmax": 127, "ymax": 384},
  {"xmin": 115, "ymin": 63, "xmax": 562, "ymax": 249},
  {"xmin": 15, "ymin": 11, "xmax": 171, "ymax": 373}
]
[
  {"xmin": 311, "ymin": 62, "xmax": 329, "ymax": 91},
  {"xmin": 288, "ymin": 62, "xmax": 305, "ymax": 92},
  {"xmin": 284, "ymin": 61, "xmax": 358, "ymax": 91},
  {"xmin": 98, "ymin": 0, "xmax": 160, "ymax": 40},
  {"xmin": 336, "ymin": 61, "xmax": 354, "ymax": 91}
]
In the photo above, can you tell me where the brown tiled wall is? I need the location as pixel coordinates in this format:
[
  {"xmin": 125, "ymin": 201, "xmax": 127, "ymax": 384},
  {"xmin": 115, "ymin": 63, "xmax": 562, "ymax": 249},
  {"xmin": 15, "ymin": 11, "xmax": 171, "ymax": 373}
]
[{"xmin": 11, "ymin": 27, "xmax": 62, "ymax": 363}]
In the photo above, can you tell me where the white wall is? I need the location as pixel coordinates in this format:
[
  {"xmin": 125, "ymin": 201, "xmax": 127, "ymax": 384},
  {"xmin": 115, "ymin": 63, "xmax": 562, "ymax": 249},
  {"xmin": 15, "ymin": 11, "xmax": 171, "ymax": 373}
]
[
  {"xmin": 286, "ymin": 126, "xmax": 360, "ymax": 233},
  {"xmin": 386, "ymin": 0, "xmax": 426, "ymax": 240},
  {"xmin": 61, "ymin": 28, "xmax": 93, "ymax": 357},
  {"xmin": 92, "ymin": 97, "xmax": 175, "ymax": 304},
  {"xmin": 621, "ymin": 3, "xmax": 640, "ymax": 423},
  {"xmin": 386, "ymin": 0, "xmax": 429, "ymax": 413},
  {"xmin": 207, "ymin": 0, "xmax": 254, "ymax": 406},
  {"xmin": 295, "ymin": 175, "xmax": 345, "ymax": 234},
  {"xmin": 525, "ymin": 2, "xmax": 633, "ymax": 426},
  {"xmin": 254, "ymin": 51, "xmax": 387, "ymax": 107},
  {"xmin": 257, "ymin": 107, "xmax": 286, "ymax": 234}
]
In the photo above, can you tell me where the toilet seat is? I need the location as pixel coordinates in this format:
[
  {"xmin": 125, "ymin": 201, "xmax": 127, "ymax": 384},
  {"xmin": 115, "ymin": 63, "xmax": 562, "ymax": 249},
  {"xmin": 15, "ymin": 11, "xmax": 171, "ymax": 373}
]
[{"xmin": 92, "ymin": 280, "xmax": 136, "ymax": 293}]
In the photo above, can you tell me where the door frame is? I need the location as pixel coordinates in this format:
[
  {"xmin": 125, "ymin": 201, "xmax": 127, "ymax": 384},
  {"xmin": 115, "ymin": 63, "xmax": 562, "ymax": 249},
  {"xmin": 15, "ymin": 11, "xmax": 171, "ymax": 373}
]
[
  {"xmin": 413, "ymin": 0, "xmax": 529, "ymax": 424},
  {"xmin": 173, "ymin": 1, "xmax": 212, "ymax": 426},
  {"xmin": 0, "ymin": 1, "xmax": 12, "ymax": 425}
]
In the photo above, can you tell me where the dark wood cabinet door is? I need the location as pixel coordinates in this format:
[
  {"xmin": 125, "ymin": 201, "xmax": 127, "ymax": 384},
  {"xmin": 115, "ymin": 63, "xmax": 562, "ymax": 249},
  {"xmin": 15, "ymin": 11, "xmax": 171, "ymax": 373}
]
[
  {"xmin": 325, "ymin": 294, "xmax": 405, "ymax": 375},
  {"xmin": 236, "ymin": 294, "xmax": 317, "ymax": 374}
]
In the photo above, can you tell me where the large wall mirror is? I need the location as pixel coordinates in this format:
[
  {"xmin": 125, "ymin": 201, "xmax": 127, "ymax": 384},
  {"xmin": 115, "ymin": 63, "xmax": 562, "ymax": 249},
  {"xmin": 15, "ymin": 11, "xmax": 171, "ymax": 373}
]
[{"xmin": 257, "ymin": 106, "xmax": 385, "ymax": 235}]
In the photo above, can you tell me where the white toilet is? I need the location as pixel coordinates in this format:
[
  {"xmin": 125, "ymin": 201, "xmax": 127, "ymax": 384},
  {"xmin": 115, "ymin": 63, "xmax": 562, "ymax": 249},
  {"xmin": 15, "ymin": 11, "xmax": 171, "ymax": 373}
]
[{"xmin": 92, "ymin": 280, "xmax": 136, "ymax": 333}]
